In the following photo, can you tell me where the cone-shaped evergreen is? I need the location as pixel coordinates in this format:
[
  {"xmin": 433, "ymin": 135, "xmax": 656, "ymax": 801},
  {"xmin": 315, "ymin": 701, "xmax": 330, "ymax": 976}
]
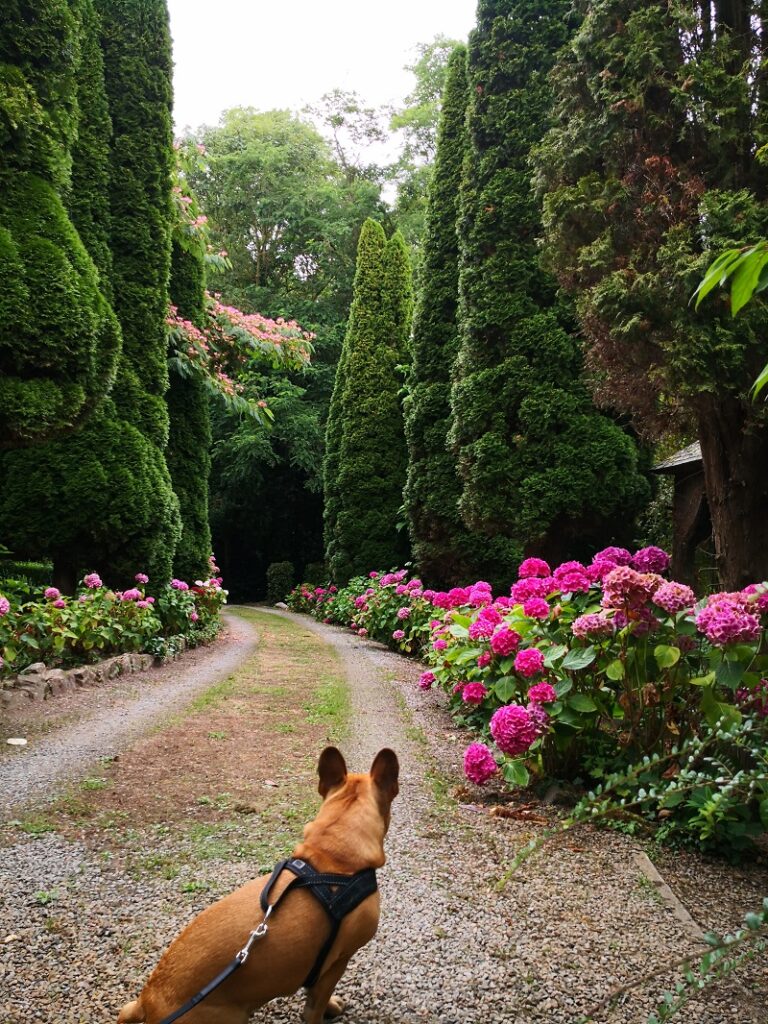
[
  {"xmin": 449, "ymin": 0, "xmax": 649, "ymax": 567},
  {"xmin": 167, "ymin": 237, "xmax": 212, "ymax": 582},
  {"xmin": 404, "ymin": 45, "xmax": 513, "ymax": 589},
  {"xmin": 0, "ymin": 0, "xmax": 178, "ymax": 589},
  {"xmin": 324, "ymin": 221, "xmax": 413, "ymax": 582},
  {"xmin": 0, "ymin": 0, "xmax": 120, "ymax": 448},
  {"xmin": 92, "ymin": 0, "xmax": 181, "ymax": 580}
]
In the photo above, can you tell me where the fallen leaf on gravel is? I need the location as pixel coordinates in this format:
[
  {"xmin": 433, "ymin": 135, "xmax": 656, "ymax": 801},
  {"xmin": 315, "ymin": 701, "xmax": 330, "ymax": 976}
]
[
  {"xmin": 6, "ymin": 737, "xmax": 27, "ymax": 746},
  {"xmin": 489, "ymin": 805, "xmax": 548, "ymax": 824},
  {"xmin": 263, "ymin": 779, "xmax": 278, "ymax": 787},
  {"xmin": 4, "ymin": 934, "xmax": 20, "ymax": 943}
]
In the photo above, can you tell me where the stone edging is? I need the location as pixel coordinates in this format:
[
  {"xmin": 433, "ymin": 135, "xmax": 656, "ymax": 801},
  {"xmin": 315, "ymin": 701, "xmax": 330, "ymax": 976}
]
[{"xmin": 0, "ymin": 649, "xmax": 171, "ymax": 711}]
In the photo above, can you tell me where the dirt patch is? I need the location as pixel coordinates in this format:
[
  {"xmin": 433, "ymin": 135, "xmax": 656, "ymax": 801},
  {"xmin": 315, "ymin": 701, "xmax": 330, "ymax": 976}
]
[{"xmin": 10, "ymin": 610, "xmax": 349, "ymax": 873}]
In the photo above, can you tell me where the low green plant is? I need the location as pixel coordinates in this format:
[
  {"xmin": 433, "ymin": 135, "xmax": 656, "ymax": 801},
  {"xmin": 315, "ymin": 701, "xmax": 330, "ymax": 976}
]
[{"xmin": 266, "ymin": 561, "xmax": 295, "ymax": 604}]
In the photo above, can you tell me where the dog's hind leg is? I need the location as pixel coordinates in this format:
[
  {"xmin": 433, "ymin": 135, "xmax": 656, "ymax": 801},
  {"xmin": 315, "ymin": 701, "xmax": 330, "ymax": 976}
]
[
  {"xmin": 116, "ymin": 999, "xmax": 145, "ymax": 1023},
  {"xmin": 302, "ymin": 955, "xmax": 351, "ymax": 1024}
]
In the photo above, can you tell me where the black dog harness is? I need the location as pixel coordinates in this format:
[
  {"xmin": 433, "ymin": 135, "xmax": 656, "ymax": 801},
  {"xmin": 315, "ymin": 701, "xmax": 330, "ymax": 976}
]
[{"xmin": 157, "ymin": 857, "xmax": 378, "ymax": 1024}]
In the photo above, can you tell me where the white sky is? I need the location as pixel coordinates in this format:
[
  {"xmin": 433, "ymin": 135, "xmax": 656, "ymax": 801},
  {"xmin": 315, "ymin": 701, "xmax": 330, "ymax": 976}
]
[{"xmin": 167, "ymin": 0, "xmax": 478, "ymax": 133}]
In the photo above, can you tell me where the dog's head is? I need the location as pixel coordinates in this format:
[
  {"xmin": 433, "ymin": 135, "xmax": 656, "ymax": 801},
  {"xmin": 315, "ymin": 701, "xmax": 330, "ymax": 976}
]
[{"xmin": 295, "ymin": 747, "xmax": 399, "ymax": 871}]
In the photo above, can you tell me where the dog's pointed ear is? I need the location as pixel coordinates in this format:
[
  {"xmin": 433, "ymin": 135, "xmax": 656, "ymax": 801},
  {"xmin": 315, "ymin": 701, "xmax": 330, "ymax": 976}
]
[
  {"xmin": 370, "ymin": 748, "xmax": 399, "ymax": 802},
  {"xmin": 318, "ymin": 746, "xmax": 347, "ymax": 797}
]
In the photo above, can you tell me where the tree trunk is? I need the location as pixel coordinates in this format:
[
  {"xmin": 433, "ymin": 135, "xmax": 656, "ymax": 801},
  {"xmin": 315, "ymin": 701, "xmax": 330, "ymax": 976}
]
[{"xmin": 696, "ymin": 396, "xmax": 768, "ymax": 589}]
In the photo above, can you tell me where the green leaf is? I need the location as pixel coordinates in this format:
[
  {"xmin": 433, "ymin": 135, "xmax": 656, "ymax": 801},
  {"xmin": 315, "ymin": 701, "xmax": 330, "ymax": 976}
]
[
  {"xmin": 689, "ymin": 671, "xmax": 716, "ymax": 687},
  {"xmin": 567, "ymin": 693, "xmax": 598, "ymax": 713},
  {"xmin": 561, "ymin": 646, "xmax": 596, "ymax": 671},
  {"xmin": 751, "ymin": 361, "xmax": 768, "ymax": 400},
  {"xmin": 554, "ymin": 677, "xmax": 572, "ymax": 697},
  {"xmin": 494, "ymin": 677, "xmax": 517, "ymax": 703},
  {"xmin": 502, "ymin": 759, "xmax": 529, "ymax": 787},
  {"xmin": 654, "ymin": 644, "xmax": 681, "ymax": 669},
  {"xmin": 693, "ymin": 248, "xmax": 743, "ymax": 308},
  {"xmin": 730, "ymin": 249, "xmax": 768, "ymax": 315},
  {"xmin": 605, "ymin": 658, "xmax": 625, "ymax": 681},
  {"xmin": 715, "ymin": 659, "xmax": 745, "ymax": 690},
  {"xmin": 543, "ymin": 643, "xmax": 567, "ymax": 667}
]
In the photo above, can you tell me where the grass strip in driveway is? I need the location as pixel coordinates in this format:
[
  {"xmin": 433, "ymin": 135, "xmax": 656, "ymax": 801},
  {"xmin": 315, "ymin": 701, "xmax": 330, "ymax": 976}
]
[{"xmin": 5, "ymin": 608, "xmax": 350, "ymax": 889}]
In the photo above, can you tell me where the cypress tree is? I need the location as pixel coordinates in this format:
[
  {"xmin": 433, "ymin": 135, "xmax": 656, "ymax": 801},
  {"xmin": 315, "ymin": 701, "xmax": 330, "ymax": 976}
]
[
  {"xmin": 0, "ymin": 0, "xmax": 120, "ymax": 448},
  {"xmin": 404, "ymin": 45, "xmax": 512, "ymax": 589},
  {"xmin": 93, "ymin": 0, "xmax": 181, "ymax": 579},
  {"xmin": 537, "ymin": 0, "xmax": 768, "ymax": 588},
  {"xmin": 167, "ymin": 235, "xmax": 213, "ymax": 582},
  {"xmin": 325, "ymin": 221, "xmax": 413, "ymax": 582},
  {"xmin": 0, "ymin": 0, "xmax": 178, "ymax": 589},
  {"xmin": 449, "ymin": 0, "xmax": 649, "ymax": 569}
]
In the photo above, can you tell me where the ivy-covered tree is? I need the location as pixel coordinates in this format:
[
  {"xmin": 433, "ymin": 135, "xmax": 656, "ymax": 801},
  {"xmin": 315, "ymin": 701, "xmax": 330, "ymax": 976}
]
[
  {"xmin": 404, "ymin": 45, "xmax": 507, "ymax": 589},
  {"xmin": 536, "ymin": 0, "xmax": 768, "ymax": 588},
  {"xmin": 0, "ymin": 0, "xmax": 120, "ymax": 448},
  {"xmin": 325, "ymin": 220, "xmax": 413, "ymax": 581},
  {"xmin": 449, "ymin": 0, "xmax": 649, "ymax": 570}
]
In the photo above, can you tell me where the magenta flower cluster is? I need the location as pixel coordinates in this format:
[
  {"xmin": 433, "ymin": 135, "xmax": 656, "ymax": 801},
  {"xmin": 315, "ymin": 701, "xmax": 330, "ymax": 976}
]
[
  {"xmin": 463, "ymin": 742, "xmax": 498, "ymax": 785},
  {"xmin": 695, "ymin": 592, "xmax": 762, "ymax": 647},
  {"xmin": 490, "ymin": 704, "xmax": 539, "ymax": 756}
]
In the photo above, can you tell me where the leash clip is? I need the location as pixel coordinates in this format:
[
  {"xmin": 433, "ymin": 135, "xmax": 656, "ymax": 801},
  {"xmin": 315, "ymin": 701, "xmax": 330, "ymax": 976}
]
[{"xmin": 236, "ymin": 903, "xmax": 273, "ymax": 964}]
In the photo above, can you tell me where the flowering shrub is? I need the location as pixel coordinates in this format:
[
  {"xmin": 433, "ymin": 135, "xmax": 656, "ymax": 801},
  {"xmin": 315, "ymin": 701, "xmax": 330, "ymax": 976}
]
[
  {"xmin": 0, "ymin": 560, "xmax": 227, "ymax": 675},
  {"xmin": 286, "ymin": 550, "xmax": 768, "ymax": 838}
]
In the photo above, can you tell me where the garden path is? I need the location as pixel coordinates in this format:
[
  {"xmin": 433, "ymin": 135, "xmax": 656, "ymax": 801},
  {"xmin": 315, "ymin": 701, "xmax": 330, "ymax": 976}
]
[
  {"xmin": 0, "ymin": 610, "xmax": 258, "ymax": 814},
  {"xmin": 0, "ymin": 608, "xmax": 765, "ymax": 1023}
]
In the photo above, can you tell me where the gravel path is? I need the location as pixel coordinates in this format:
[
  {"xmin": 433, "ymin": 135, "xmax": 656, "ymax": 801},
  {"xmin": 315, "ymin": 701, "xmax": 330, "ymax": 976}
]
[
  {"xmin": 1, "ymin": 608, "xmax": 766, "ymax": 1023},
  {"xmin": 0, "ymin": 611, "xmax": 258, "ymax": 815}
]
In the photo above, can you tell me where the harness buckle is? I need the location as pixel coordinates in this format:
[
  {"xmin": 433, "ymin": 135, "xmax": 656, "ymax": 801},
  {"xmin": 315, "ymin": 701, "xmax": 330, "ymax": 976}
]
[{"xmin": 236, "ymin": 903, "xmax": 273, "ymax": 964}]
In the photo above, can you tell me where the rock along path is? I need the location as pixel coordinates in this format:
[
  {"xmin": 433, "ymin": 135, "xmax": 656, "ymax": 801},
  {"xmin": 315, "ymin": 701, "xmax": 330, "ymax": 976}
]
[
  {"xmin": 0, "ymin": 611, "xmax": 258, "ymax": 815},
  {"xmin": 1, "ymin": 607, "xmax": 766, "ymax": 1024}
]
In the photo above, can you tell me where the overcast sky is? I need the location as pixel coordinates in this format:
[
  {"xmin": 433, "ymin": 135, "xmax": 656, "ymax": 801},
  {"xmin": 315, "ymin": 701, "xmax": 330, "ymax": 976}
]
[{"xmin": 167, "ymin": 0, "xmax": 478, "ymax": 132}]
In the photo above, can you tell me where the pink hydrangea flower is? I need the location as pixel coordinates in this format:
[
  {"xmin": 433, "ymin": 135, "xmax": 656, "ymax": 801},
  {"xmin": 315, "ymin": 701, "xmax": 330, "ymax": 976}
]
[
  {"xmin": 358, "ymin": 627, "xmax": 368, "ymax": 636},
  {"xmin": 653, "ymin": 581, "xmax": 696, "ymax": 615},
  {"xmin": 329, "ymin": 585, "xmax": 337, "ymax": 593},
  {"xmin": 190, "ymin": 611, "xmax": 199, "ymax": 622},
  {"xmin": 83, "ymin": 573, "xmax": 102, "ymax": 589},
  {"xmin": 527, "ymin": 681, "xmax": 557, "ymax": 704},
  {"xmin": 602, "ymin": 566, "xmax": 661, "ymax": 610},
  {"xmin": 469, "ymin": 607, "xmax": 502, "ymax": 640},
  {"xmin": 527, "ymin": 702, "xmax": 550, "ymax": 736},
  {"xmin": 44, "ymin": 587, "xmax": 61, "ymax": 600},
  {"xmin": 392, "ymin": 629, "xmax": 405, "ymax": 641},
  {"xmin": 134, "ymin": 573, "xmax": 149, "ymax": 584},
  {"xmin": 477, "ymin": 652, "xmax": 492, "ymax": 668},
  {"xmin": 523, "ymin": 597, "xmax": 549, "ymax": 619},
  {"xmin": 433, "ymin": 638, "xmax": 447, "ymax": 651},
  {"xmin": 696, "ymin": 592, "xmax": 761, "ymax": 646},
  {"xmin": 419, "ymin": 671, "xmax": 436, "ymax": 690},
  {"xmin": 510, "ymin": 576, "xmax": 553, "ymax": 603},
  {"xmin": 146, "ymin": 596, "xmax": 155, "ymax": 604},
  {"xmin": 397, "ymin": 607, "xmax": 411, "ymax": 620},
  {"xmin": 396, "ymin": 584, "xmax": 407, "ymax": 595},
  {"xmin": 552, "ymin": 561, "xmax": 591, "ymax": 594},
  {"xmin": 463, "ymin": 742, "xmax": 498, "ymax": 785},
  {"xmin": 171, "ymin": 579, "xmax": 190, "ymax": 591},
  {"xmin": 514, "ymin": 647, "xmax": 545, "ymax": 678},
  {"xmin": 121, "ymin": 588, "xmax": 141, "ymax": 601},
  {"xmin": 136, "ymin": 600, "xmax": 151, "ymax": 609},
  {"xmin": 572, "ymin": 612, "xmax": 614, "ymax": 639},
  {"xmin": 462, "ymin": 682, "xmax": 488, "ymax": 704},
  {"xmin": 354, "ymin": 596, "xmax": 367, "ymax": 610},
  {"xmin": 518, "ymin": 557, "xmax": 551, "ymax": 579},
  {"xmin": 490, "ymin": 626, "xmax": 521, "ymax": 656},
  {"xmin": 53, "ymin": 599, "xmax": 66, "ymax": 609},
  {"xmin": 632, "ymin": 546, "xmax": 670, "ymax": 574},
  {"xmin": 369, "ymin": 571, "xmax": 379, "ymax": 579},
  {"xmin": 490, "ymin": 704, "xmax": 538, "ymax": 756},
  {"xmin": 594, "ymin": 546, "xmax": 633, "ymax": 567}
]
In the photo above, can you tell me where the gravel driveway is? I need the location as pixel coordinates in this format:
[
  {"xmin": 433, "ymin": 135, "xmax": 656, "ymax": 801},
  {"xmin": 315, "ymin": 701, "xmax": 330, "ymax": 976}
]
[{"xmin": 1, "ymin": 607, "xmax": 765, "ymax": 1024}]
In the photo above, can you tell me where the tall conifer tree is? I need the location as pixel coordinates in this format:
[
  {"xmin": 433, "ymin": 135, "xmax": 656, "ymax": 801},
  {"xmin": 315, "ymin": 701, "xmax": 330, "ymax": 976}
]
[
  {"xmin": 324, "ymin": 221, "xmax": 413, "ymax": 582},
  {"xmin": 0, "ymin": 0, "xmax": 120, "ymax": 447},
  {"xmin": 449, "ymin": 0, "xmax": 648, "ymax": 568},
  {"xmin": 404, "ymin": 45, "xmax": 512, "ymax": 588}
]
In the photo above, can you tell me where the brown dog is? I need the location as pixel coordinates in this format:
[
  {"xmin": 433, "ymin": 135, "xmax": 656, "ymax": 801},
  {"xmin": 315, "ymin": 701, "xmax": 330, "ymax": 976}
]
[{"xmin": 117, "ymin": 747, "xmax": 399, "ymax": 1024}]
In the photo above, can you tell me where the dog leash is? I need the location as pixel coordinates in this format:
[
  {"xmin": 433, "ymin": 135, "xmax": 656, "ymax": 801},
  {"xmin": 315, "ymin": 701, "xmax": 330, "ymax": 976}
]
[{"xmin": 157, "ymin": 858, "xmax": 377, "ymax": 1024}]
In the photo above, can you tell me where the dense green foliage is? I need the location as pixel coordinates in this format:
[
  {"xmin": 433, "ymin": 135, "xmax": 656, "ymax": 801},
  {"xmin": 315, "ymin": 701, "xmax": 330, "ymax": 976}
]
[
  {"xmin": 189, "ymin": 110, "xmax": 385, "ymax": 597},
  {"xmin": 266, "ymin": 561, "xmax": 295, "ymax": 604},
  {"xmin": 536, "ymin": 0, "xmax": 768, "ymax": 588},
  {"xmin": 404, "ymin": 45, "xmax": 499, "ymax": 589},
  {"xmin": 325, "ymin": 221, "xmax": 413, "ymax": 582},
  {"xmin": 93, "ymin": 0, "xmax": 181, "ymax": 581},
  {"xmin": 0, "ymin": 0, "xmax": 120, "ymax": 448},
  {"xmin": 449, "ymin": 0, "xmax": 649, "ymax": 573},
  {"xmin": 167, "ymin": 239, "xmax": 212, "ymax": 582}
]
